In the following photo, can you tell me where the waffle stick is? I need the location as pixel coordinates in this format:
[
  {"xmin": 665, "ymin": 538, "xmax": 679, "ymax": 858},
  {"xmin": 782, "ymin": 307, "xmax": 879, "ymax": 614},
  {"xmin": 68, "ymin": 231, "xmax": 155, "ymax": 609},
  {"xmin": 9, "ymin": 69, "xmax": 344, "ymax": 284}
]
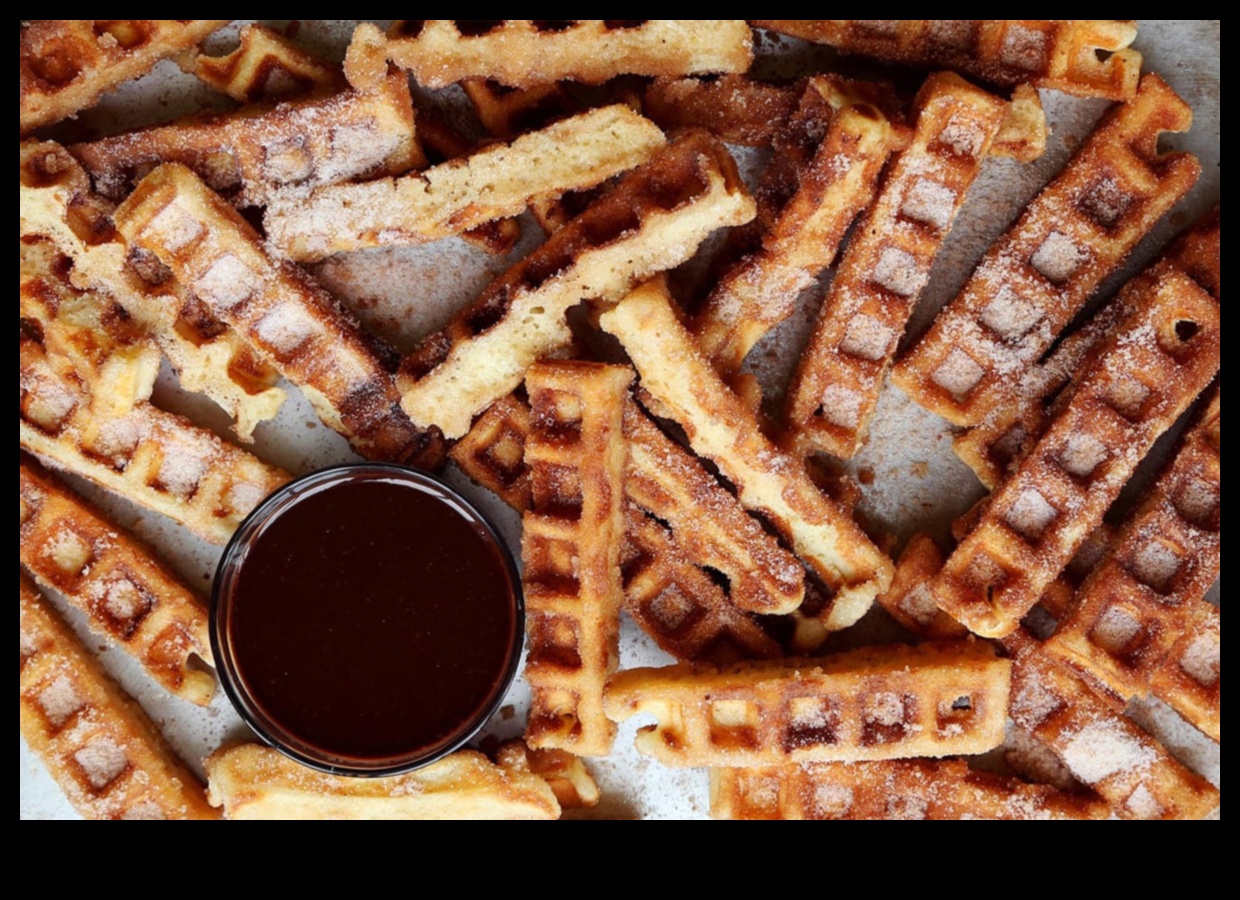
[
  {"xmin": 20, "ymin": 574, "xmax": 217, "ymax": 820},
  {"xmin": 398, "ymin": 131, "xmax": 757, "ymax": 440},
  {"xmin": 20, "ymin": 458, "xmax": 214, "ymax": 705},
  {"xmin": 20, "ymin": 236, "xmax": 160, "ymax": 419},
  {"xmin": 206, "ymin": 743, "xmax": 560, "ymax": 820},
  {"xmin": 784, "ymin": 73, "xmax": 1010, "ymax": 459},
  {"xmin": 753, "ymin": 20, "xmax": 1141, "ymax": 101},
  {"xmin": 930, "ymin": 264, "xmax": 1220, "ymax": 638},
  {"xmin": 20, "ymin": 332, "xmax": 291, "ymax": 546},
  {"xmin": 265, "ymin": 105, "xmax": 666, "ymax": 263},
  {"xmin": 462, "ymin": 78, "xmax": 583, "ymax": 139},
  {"xmin": 1006, "ymin": 631, "xmax": 1218, "ymax": 819},
  {"xmin": 644, "ymin": 75, "xmax": 805, "ymax": 148},
  {"xmin": 956, "ymin": 208, "xmax": 1222, "ymax": 488},
  {"xmin": 20, "ymin": 20, "xmax": 230, "ymax": 134},
  {"xmin": 1046, "ymin": 386, "xmax": 1220, "ymax": 739},
  {"xmin": 522, "ymin": 362, "xmax": 632, "ymax": 756},
  {"xmin": 20, "ymin": 140, "xmax": 286, "ymax": 442},
  {"xmin": 604, "ymin": 641, "xmax": 1010, "ymax": 768},
  {"xmin": 1149, "ymin": 601, "xmax": 1220, "ymax": 744},
  {"xmin": 499, "ymin": 742, "xmax": 600, "ymax": 811},
  {"xmin": 891, "ymin": 75, "xmax": 1200, "ymax": 428},
  {"xmin": 381, "ymin": 20, "xmax": 753, "ymax": 89},
  {"xmin": 694, "ymin": 76, "xmax": 904, "ymax": 378},
  {"xmin": 181, "ymin": 23, "xmax": 343, "ymax": 103},
  {"xmin": 451, "ymin": 396, "xmax": 785, "ymax": 663},
  {"xmin": 601, "ymin": 280, "xmax": 894, "ymax": 631},
  {"xmin": 710, "ymin": 759, "xmax": 1110, "ymax": 820},
  {"xmin": 114, "ymin": 163, "xmax": 444, "ymax": 468}
]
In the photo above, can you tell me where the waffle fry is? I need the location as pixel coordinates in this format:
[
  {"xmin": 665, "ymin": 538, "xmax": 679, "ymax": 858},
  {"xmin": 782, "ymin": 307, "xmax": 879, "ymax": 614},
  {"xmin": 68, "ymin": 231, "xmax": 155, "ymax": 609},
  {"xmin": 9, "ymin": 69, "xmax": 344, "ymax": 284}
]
[
  {"xmin": 462, "ymin": 79, "xmax": 580, "ymax": 139},
  {"xmin": 398, "ymin": 131, "xmax": 756, "ymax": 440},
  {"xmin": 1007, "ymin": 632, "xmax": 1218, "ymax": 819},
  {"xmin": 1047, "ymin": 387, "xmax": 1220, "ymax": 734},
  {"xmin": 69, "ymin": 70, "xmax": 419, "ymax": 210},
  {"xmin": 20, "ymin": 575, "xmax": 217, "ymax": 820},
  {"xmin": 753, "ymin": 20, "xmax": 1142, "ymax": 100},
  {"xmin": 644, "ymin": 75, "xmax": 803, "ymax": 148},
  {"xmin": 20, "ymin": 20, "xmax": 230, "ymax": 133},
  {"xmin": 382, "ymin": 20, "xmax": 753, "ymax": 89},
  {"xmin": 20, "ymin": 140, "xmax": 286, "ymax": 442},
  {"xmin": 265, "ymin": 105, "xmax": 667, "ymax": 263},
  {"xmin": 20, "ymin": 333, "xmax": 290, "ymax": 546},
  {"xmin": 114, "ymin": 163, "xmax": 445, "ymax": 468},
  {"xmin": 710, "ymin": 760, "xmax": 1110, "ymax": 820},
  {"xmin": 605, "ymin": 641, "xmax": 1010, "ymax": 767},
  {"xmin": 600, "ymin": 280, "xmax": 894, "ymax": 631},
  {"xmin": 1149, "ymin": 601, "xmax": 1220, "ymax": 743},
  {"xmin": 955, "ymin": 208, "xmax": 1222, "ymax": 488},
  {"xmin": 182, "ymin": 23, "xmax": 343, "ymax": 103},
  {"xmin": 499, "ymin": 742, "xmax": 600, "ymax": 810},
  {"xmin": 19, "ymin": 236, "xmax": 160, "ymax": 419},
  {"xmin": 784, "ymin": 73, "xmax": 1009, "ymax": 458},
  {"xmin": 205, "ymin": 743, "xmax": 560, "ymax": 820},
  {"xmin": 694, "ymin": 76, "xmax": 903, "ymax": 377},
  {"xmin": 522, "ymin": 362, "xmax": 632, "ymax": 756},
  {"xmin": 891, "ymin": 75, "xmax": 1199, "ymax": 428},
  {"xmin": 877, "ymin": 534, "xmax": 969, "ymax": 639},
  {"xmin": 20, "ymin": 458, "xmax": 214, "ymax": 705}
]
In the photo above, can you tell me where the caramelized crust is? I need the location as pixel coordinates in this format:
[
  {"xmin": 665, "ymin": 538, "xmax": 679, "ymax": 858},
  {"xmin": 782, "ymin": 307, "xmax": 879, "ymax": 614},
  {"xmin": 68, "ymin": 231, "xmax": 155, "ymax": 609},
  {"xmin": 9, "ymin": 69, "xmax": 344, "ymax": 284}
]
[
  {"xmin": 20, "ymin": 20, "xmax": 230, "ymax": 133},
  {"xmin": 753, "ymin": 20, "xmax": 1142, "ymax": 100},
  {"xmin": 644, "ymin": 75, "xmax": 804, "ymax": 147},
  {"xmin": 183, "ymin": 23, "xmax": 343, "ymax": 102},
  {"xmin": 892, "ymin": 75, "xmax": 1200, "ymax": 428},
  {"xmin": 605, "ymin": 642, "xmax": 1011, "ymax": 767},
  {"xmin": 20, "ymin": 574, "xmax": 217, "ymax": 820},
  {"xmin": 876, "ymin": 534, "xmax": 969, "ymax": 640},
  {"xmin": 1149, "ymin": 601, "xmax": 1220, "ymax": 743}
]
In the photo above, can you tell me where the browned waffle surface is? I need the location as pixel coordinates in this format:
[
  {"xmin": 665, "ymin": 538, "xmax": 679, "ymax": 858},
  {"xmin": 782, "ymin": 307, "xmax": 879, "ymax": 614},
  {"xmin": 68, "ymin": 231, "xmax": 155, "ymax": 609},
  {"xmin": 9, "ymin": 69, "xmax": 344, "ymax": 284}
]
[
  {"xmin": 1047, "ymin": 387, "xmax": 1220, "ymax": 735},
  {"xmin": 20, "ymin": 332, "xmax": 291, "ymax": 545},
  {"xmin": 522, "ymin": 362, "xmax": 633, "ymax": 756},
  {"xmin": 397, "ymin": 131, "xmax": 756, "ymax": 440},
  {"xmin": 1149, "ymin": 601, "xmax": 1220, "ymax": 743},
  {"xmin": 382, "ymin": 20, "xmax": 753, "ymax": 89},
  {"xmin": 784, "ymin": 73, "xmax": 1009, "ymax": 458},
  {"xmin": 710, "ymin": 760, "xmax": 1110, "ymax": 820},
  {"xmin": 114, "ymin": 162, "xmax": 444, "ymax": 468},
  {"xmin": 20, "ymin": 458, "xmax": 215, "ymax": 705},
  {"xmin": 892, "ymin": 75, "xmax": 1199, "ymax": 428},
  {"xmin": 182, "ymin": 23, "xmax": 343, "ymax": 103},
  {"xmin": 20, "ymin": 20, "xmax": 230, "ymax": 133},
  {"xmin": 462, "ymin": 79, "xmax": 581, "ymax": 139},
  {"xmin": 206, "ymin": 743, "xmax": 560, "ymax": 820},
  {"xmin": 1007, "ymin": 632, "xmax": 1219, "ymax": 819},
  {"xmin": 70, "ymin": 71, "xmax": 418, "ymax": 210},
  {"xmin": 265, "ymin": 105, "xmax": 667, "ymax": 262},
  {"xmin": 600, "ymin": 280, "xmax": 894, "ymax": 632},
  {"xmin": 930, "ymin": 267, "xmax": 1220, "ymax": 638},
  {"xmin": 605, "ymin": 642, "xmax": 1010, "ymax": 767},
  {"xmin": 753, "ymin": 20, "xmax": 1142, "ymax": 100},
  {"xmin": 644, "ymin": 75, "xmax": 803, "ymax": 147},
  {"xmin": 876, "ymin": 534, "xmax": 968, "ymax": 640},
  {"xmin": 20, "ymin": 574, "xmax": 218, "ymax": 820}
]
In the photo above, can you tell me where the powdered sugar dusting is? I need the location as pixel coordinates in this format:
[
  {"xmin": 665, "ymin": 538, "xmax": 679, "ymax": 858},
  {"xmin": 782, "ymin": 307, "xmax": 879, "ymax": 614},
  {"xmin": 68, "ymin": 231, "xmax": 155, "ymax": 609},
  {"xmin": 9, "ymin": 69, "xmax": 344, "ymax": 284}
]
[
  {"xmin": 902, "ymin": 179, "xmax": 957, "ymax": 230},
  {"xmin": 255, "ymin": 302, "xmax": 323, "ymax": 355},
  {"xmin": 1030, "ymin": 230, "xmax": 1086, "ymax": 283},
  {"xmin": 840, "ymin": 314, "xmax": 895, "ymax": 362},
  {"xmin": 1061, "ymin": 721, "xmax": 1155, "ymax": 785},
  {"xmin": 74, "ymin": 736, "xmax": 129, "ymax": 789},
  {"xmin": 1180, "ymin": 630, "xmax": 1220, "ymax": 686},
  {"xmin": 1006, "ymin": 488, "xmax": 1058, "ymax": 540},
  {"xmin": 873, "ymin": 247, "xmax": 928, "ymax": 298},
  {"xmin": 1131, "ymin": 542, "xmax": 1181, "ymax": 592},
  {"xmin": 1060, "ymin": 433, "xmax": 1109, "ymax": 478},
  {"xmin": 1091, "ymin": 606, "xmax": 1142, "ymax": 654},
  {"xmin": 980, "ymin": 286, "xmax": 1042, "ymax": 340},
  {"xmin": 819, "ymin": 385, "xmax": 863, "ymax": 428},
  {"xmin": 932, "ymin": 349, "xmax": 985, "ymax": 397},
  {"xmin": 193, "ymin": 254, "xmax": 261, "ymax": 310},
  {"xmin": 37, "ymin": 676, "xmax": 85, "ymax": 728}
]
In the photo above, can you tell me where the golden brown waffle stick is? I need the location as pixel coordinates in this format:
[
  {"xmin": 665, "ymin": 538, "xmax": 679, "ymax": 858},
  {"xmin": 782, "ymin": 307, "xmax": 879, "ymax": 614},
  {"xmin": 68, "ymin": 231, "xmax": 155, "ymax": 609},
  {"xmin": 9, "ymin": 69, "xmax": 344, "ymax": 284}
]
[
  {"xmin": 891, "ymin": 75, "xmax": 1200, "ymax": 429},
  {"xmin": 20, "ymin": 458, "xmax": 215, "ymax": 706},
  {"xmin": 265, "ymin": 105, "xmax": 666, "ymax": 262},
  {"xmin": 1006, "ymin": 631, "xmax": 1218, "ymax": 819},
  {"xmin": 522, "ymin": 362, "xmax": 632, "ymax": 756},
  {"xmin": 644, "ymin": 75, "xmax": 805, "ymax": 148},
  {"xmin": 694, "ymin": 76, "xmax": 903, "ymax": 377},
  {"xmin": 20, "ymin": 575, "xmax": 218, "ymax": 820},
  {"xmin": 876, "ymin": 534, "xmax": 969, "ymax": 640},
  {"xmin": 461, "ymin": 79, "xmax": 581, "ymax": 139},
  {"xmin": 114, "ymin": 163, "xmax": 444, "ymax": 469},
  {"xmin": 1150, "ymin": 601, "xmax": 1220, "ymax": 744},
  {"xmin": 181, "ymin": 23, "xmax": 343, "ymax": 102},
  {"xmin": 605, "ymin": 642, "xmax": 1010, "ymax": 767},
  {"xmin": 600, "ymin": 280, "xmax": 894, "ymax": 631},
  {"xmin": 206, "ymin": 743, "xmax": 560, "ymax": 820},
  {"xmin": 930, "ymin": 267, "xmax": 1220, "ymax": 638},
  {"xmin": 500, "ymin": 742, "xmax": 600, "ymax": 811},
  {"xmin": 69, "ymin": 71, "xmax": 420, "ymax": 210},
  {"xmin": 710, "ymin": 760, "xmax": 1111, "ymax": 820},
  {"xmin": 1047, "ymin": 387, "xmax": 1220, "ymax": 739},
  {"xmin": 398, "ymin": 131, "xmax": 756, "ymax": 440},
  {"xmin": 753, "ymin": 20, "xmax": 1141, "ymax": 100},
  {"xmin": 20, "ymin": 20, "xmax": 230, "ymax": 133},
  {"xmin": 784, "ymin": 73, "xmax": 1010, "ymax": 459},
  {"xmin": 956, "ymin": 209, "xmax": 1221, "ymax": 489},
  {"xmin": 20, "ymin": 236, "xmax": 160, "ymax": 419},
  {"xmin": 381, "ymin": 20, "xmax": 753, "ymax": 89},
  {"xmin": 20, "ymin": 333, "xmax": 290, "ymax": 546},
  {"xmin": 19, "ymin": 140, "xmax": 286, "ymax": 442}
]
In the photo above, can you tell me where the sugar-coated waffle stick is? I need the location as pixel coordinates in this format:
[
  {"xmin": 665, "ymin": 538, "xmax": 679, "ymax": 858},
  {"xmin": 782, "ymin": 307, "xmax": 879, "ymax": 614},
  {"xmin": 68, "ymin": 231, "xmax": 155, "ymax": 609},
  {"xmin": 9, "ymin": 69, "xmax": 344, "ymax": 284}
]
[
  {"xmin": 1149, "ymin": 601, "xmax": 1219, "ymax": 744},
  {"xmin": 181, "ymin": 23, "xmax": 343, "ymax": 103}
]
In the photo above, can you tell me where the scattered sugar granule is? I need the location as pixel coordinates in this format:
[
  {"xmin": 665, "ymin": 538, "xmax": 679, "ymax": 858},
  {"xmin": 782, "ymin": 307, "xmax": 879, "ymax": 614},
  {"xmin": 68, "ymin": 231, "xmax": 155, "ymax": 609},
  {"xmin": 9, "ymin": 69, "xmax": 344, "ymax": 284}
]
[
  {"xmin": 1060, "ymin": 433, "xmax": 1109, "ymax": 478},
  {"xmin": 1011, "ymin": 670, "xmax": 1061, "ymax": 727},
  {"xmin": 1005, "ymin": 488, "xmax": 1058, "ymax": 540},
  {"xmin": 226, "ymin": 482, "xmax": 266, "ymax": 518},
  {"xmin": 146, "ymin": 204, "xmax": 204, "ymax": 252},
  {"xmin": 741, "ymin": 775, "xmax": 780, "ymax": 812},
  {"xmin": 855, "ymin": 20, "xmax": 900, "ymax": 36},
  {"xmin": 37, "ymin": 675, "xmax": 85, "ymax": 728},
  {"xmin": 810, "ymin": 782, "xmax": 855, "ymax": 818},
  {"xmin": 20, "ymin": 629, "xmax": 39, "ymax": 663},
  {"xmin": 886, "ymin": 795, "xmax": 929, "ymax": 820},
  {"xmin": 74, "ymin": 736, "xmax": 129, "ymax": 789},
  {"xmin": 1174, "ymin": 476, "xmax": 1219, "ymax": 526},
  {"xmin": 939, "ymin": 114, "xmax": 985, "ymax": 157},
  {"xmin": 1107, "ymin": 375, "xmax": 1151, "ymax": 418},
  {"xmin": 27, "ymin": 378, "xmax": 77, "ymax": 428},
  {"xmin": 255, "ymin": 302, "xmax": 323, "ymax": 355},
  {"xmin": 1001, "ymin": 24, "xmax": 1049, "ymax": 71},
  {"xmin": 103, "ymin": 578, "xmax": 148, "ymax": 623},
  {"xmin": 1124, "ymin": 785, "xmax": 1165, "ymax": 820},
  {"xmin": 1079, "ymin": 177, "xmax": 1131, "ymax": 228},
  {"xmin": 928, "ymin": 20, "xmax": 975, "ymax": 49},
  {"xmin": 932, "ymin": 349, "xmax": 985, "ymax": 398},
  {"xmin": 93, "ymin": 416, "xmax": 142, "ymax": 461},
  {"xmin": 158, "ymin": 436, "xmax": 211, "ymax": 497},
  {"xmin": 840, "ymin": 314, "xmax": 896, "ymax": 362},
  {"xmin": 902, "ymin": 179, "xmax": 958, "ymax": 230},
  {"xmin": 1130, "ymin": 542, "xmax": 1181, "ymax": 592},
  {"xmin": 864, "ymin": 692, "xmax": 905, "ymax": 727},
  {"xmin": 1090, "ymin": 606, "xmax": 1143, "ymax": 654},
  {"xmin": 1061, "ymin": 721, "xmax": 1155, "ymax": 785},
  {"xmin": 980, "ymin": 286, "xmax": 1042, "ymax": 340},
  {"xmin": 49, "ymin": 528, "xmax": 93, "ymax": 575},
  {"xmin": 873, "ymin": 247, "xmax": 928, "ymax": 297},
  {"xmin": 1180, "ymin": 630, "xmax": 1220, "ymax": 686},
  {"xmin": 263, "ymin": 136, "xmax": 314, "ymax": 184},
  {"xmin": 649, "ymin": 586, "xmax": 693, "ymax": 630},
  {"xmin": 120, "ymin": 800, "xmax": 167, "ymax": 821},
  {"xmin": 819, "ymin": 385, "xmax": 863, "ymax": 428},
  {"xmin": 193, "ymin": 255, "xmax": 261, "ymax": 310},
  {"xmin": 899, "ymin": 584, "xmax": 940, "ymax": 627},
  {"xmin": 1031, "ymin": 231, "xmax": 1087, "ymax": 284}
]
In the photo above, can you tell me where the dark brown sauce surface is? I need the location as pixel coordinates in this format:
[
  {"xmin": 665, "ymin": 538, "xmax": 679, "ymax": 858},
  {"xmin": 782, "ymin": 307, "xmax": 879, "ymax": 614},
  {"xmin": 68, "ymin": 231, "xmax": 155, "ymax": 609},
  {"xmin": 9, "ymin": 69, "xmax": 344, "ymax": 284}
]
[{"xmin": 223, "ymin": 473, "xmax": 519, "ymax": 765}]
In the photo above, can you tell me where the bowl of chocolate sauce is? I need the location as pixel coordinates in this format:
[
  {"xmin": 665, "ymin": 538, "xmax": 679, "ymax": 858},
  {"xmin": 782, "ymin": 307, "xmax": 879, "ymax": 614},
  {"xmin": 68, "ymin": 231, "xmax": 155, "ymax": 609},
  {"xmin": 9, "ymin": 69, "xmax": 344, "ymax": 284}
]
[{"xmin": 211, "ymin": 464, "xmax": 523, "ymax": 777}]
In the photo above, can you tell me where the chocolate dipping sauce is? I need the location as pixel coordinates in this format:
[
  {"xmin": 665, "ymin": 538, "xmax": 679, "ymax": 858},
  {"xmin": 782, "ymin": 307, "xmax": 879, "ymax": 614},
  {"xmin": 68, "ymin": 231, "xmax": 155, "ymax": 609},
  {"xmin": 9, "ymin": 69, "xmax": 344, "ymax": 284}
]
[{"xmin": 212, "ymin": 466, "xmax": 522, "ymax": 775}]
